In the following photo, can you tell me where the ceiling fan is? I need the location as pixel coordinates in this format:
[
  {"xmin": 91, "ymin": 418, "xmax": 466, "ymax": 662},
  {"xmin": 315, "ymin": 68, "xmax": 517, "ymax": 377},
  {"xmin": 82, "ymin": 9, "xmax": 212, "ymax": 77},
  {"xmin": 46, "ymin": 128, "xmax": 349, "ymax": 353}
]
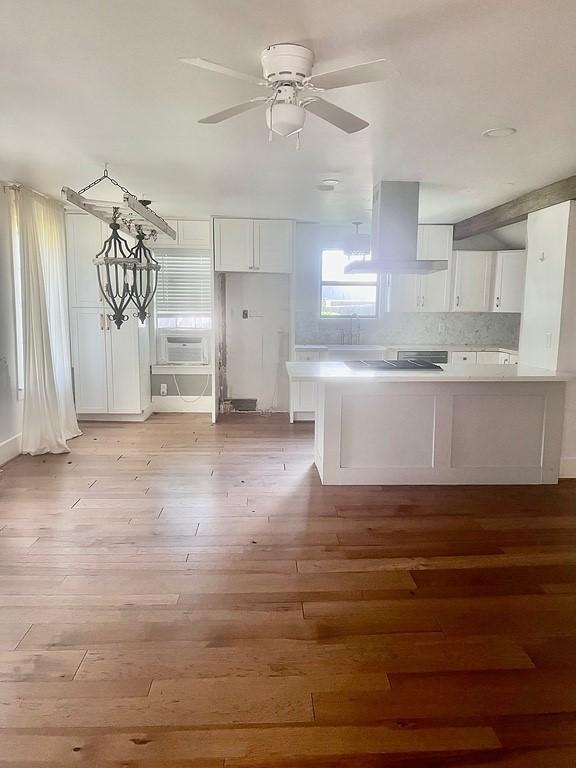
[{"xmin": 180, "ymin": 43, "xmax": 390, "ymax": 140}]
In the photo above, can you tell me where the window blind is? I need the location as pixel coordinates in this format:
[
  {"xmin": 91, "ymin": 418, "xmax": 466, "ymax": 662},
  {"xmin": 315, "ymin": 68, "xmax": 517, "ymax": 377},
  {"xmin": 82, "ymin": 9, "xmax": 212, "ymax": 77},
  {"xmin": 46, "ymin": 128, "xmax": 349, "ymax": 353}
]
[{"xmin": 155, "ymin": 249, "xmax": 212, "ymax": 317}]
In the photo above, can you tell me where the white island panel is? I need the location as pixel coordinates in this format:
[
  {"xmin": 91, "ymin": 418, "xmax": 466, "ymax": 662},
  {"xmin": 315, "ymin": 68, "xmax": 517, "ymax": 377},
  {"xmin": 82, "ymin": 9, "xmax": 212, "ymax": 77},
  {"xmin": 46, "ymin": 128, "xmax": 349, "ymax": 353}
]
[
  {"xmin": 287, "ymin": 363, "xmax": 568, "ymax": 485},
  {"xmin": 340, "ymin": 393, "xmax": 436, "ymax": 468}
]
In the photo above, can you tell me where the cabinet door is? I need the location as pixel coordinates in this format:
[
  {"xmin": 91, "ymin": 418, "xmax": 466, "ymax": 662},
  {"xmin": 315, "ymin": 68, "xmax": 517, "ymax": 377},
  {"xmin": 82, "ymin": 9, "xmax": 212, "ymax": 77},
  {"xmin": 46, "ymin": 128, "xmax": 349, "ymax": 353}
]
[
  {"xmin": 178, "ymin": 220, "xmax": 211, "ymax": 249},
  {"xmin": 453, "ymin": 251, "xmax": 493, "ymax": 311},
  {"xmin": 299, "ymin": 381, "xmax": 316, "ymax": 411},
  {"xmin": 70, "ymin": 307, "xmax": 108, "ymax": 412},
  {"xmin": 214, "ymin": 219, "xmax": 254, "ymax": 272},
  {"xmin": 387, "ymin": 274, "xmax": 419, "ymax": 312},
  {"xmin": 417, "ymin": 225, "xmax": 453, "ymax": 261},
  {"xmin": 253, "ymin": 220, "xmax": 293, "ymax": 273},
  {"xmin": 493, "ymin": 251, "xmax": 526, "ymax": 312},
  {"xmin": 415, "ymin": 226, "xmax": 453, "ymax": 312},
  {"xmin": 420, "ymin": 271, "xmax": 448, "ymax": 311},
  {"xmin": 66, "ymin": 215, "xmax": 104, "ymax": 307},
  {"xmin": 106, "ymin": 316, "xmax": 142, "ymax": 414}
]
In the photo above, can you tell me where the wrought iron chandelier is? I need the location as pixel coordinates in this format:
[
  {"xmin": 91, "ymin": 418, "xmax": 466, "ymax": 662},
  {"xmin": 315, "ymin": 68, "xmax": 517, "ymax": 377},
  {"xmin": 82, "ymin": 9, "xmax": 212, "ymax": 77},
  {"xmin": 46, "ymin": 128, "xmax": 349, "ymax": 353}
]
[
  {"xmin": 93, "ymin": 208, "xmax": 139, "ymax": 329},
  {"xmin": 130, "ymin": 226, "xmax": 160, "ymax": 324},
  {"xmin": 64, "ymin": 167, "xmax": 173, "ymax": 329}
]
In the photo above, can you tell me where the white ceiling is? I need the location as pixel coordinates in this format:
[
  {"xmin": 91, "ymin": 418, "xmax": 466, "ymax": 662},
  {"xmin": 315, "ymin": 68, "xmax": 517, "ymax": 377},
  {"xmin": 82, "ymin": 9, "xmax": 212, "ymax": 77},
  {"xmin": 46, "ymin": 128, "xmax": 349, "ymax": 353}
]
[{"xmin": 1, "ymin": 0, "xmax": 576, "ymax": 224}]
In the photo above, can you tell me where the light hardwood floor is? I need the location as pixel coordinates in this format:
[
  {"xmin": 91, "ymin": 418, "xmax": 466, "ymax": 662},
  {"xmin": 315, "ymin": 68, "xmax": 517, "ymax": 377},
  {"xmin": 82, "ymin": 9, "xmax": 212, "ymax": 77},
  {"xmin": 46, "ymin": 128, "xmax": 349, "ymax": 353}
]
[{"xmin": 2, "ymin": 413, "xmax": 576, "ymax": 766}]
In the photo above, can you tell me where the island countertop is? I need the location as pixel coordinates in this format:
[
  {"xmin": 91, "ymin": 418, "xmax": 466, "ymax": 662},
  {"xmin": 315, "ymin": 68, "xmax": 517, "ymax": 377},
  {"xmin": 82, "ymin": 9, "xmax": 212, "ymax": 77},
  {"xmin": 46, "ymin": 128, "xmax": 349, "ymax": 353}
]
[{"xmin": 286, "ymin": 361, "xmax": 570, "ymax": 383}]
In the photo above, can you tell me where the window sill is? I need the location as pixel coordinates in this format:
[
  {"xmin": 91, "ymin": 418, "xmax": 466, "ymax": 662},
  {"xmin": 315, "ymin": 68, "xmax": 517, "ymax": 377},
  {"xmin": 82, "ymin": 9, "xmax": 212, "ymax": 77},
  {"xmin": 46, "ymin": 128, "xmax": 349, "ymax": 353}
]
[{"xmin": 151, "ymin": 364, "xmax": 213, "ymax": 375}]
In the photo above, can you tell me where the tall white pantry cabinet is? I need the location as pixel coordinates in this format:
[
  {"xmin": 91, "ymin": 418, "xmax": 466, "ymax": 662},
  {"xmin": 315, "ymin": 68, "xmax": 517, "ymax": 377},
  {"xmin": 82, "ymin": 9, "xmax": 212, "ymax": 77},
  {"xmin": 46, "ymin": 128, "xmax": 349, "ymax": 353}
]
[{"xmin": 66, "ymin": 214, "xmax": 151, "ymax": 419}]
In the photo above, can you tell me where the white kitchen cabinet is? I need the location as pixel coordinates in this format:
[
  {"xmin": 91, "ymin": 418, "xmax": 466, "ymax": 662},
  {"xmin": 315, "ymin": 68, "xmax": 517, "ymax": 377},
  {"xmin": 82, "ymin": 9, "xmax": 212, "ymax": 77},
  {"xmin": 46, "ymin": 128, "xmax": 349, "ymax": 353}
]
[
  {"xmin": 69, "ymin": 308, "xmax": 109, "ymax": 412},
  {"xmin": 66, "ymin": 215, "xmax": 105, "ymax": 307},
  {"xmin": 452, "ymin": 350, "xmax": 477, "ymax": 364},
  {"xmin": 254, "ymin": 219, "xmax": 293, "ymax": 273},
  {"xmin": 290, "ymin": 348, "xmax": 318, "ymax": 420},
  {"xmin": 178, "ymin": 220, "xmax": 211, "ymax": 249},
  {"xmin": 214, "ymin": 218, "xmax": 293, "ymax": 273},
  {"xmin": 452, "ymin": 251, "xmax": 493, "ymax": 311},
  {"xmin": 69, "ymin": 309, "xmax": 150, "ymax": 415},
  {"xmin": 214, "ymin": 218, "xmax": 254, "ymax": 271},
  {"xmin": 149, "ymin": 219, "xmax": 210, "ymax": 249},
  {"xmin": 492, "ymin": 250, "xmax": 526, "ymax": 312},
  {"xmin": 387, "ymin": 273, "xmax": 419, "ymax": 312},
  {"xmin": 387, "ymin": 225, "xmax": 452, "ymax": 312}
]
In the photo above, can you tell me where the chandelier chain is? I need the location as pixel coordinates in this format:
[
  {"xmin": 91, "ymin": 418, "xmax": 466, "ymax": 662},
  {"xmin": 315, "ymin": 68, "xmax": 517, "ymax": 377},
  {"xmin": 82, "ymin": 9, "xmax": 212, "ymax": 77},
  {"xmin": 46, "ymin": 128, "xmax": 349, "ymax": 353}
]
[{"xmin": 78, "ymin": 168, "xmax": 134, "ymax": 197}]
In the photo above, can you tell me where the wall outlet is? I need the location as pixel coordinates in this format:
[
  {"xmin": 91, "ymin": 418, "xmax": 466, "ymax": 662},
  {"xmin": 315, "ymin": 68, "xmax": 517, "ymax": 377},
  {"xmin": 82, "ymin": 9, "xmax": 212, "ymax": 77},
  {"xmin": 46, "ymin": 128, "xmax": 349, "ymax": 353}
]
[{"xmin": 160, "ymin": 383, "xmax": 168, "ymax": 396}]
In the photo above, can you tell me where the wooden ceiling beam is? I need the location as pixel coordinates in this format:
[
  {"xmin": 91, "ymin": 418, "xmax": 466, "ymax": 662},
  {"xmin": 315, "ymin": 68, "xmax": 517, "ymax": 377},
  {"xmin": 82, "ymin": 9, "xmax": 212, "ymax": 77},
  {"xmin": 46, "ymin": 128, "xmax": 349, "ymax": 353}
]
[{"xmin": 453, "ymin": 175, "xmax": 576, "ymax": 240}]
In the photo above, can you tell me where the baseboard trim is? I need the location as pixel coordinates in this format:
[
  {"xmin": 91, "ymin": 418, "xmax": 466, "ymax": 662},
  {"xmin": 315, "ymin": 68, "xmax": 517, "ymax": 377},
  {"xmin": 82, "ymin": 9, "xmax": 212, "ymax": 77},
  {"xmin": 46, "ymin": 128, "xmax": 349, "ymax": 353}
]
[
  {"xmin": 152, "ymin": 395, "xmax": 213, "ymax": 413},
  {"xmin": 0, "ymin": 433, "xmax": 22, "ymax": 467},
  {"xmin": 560, "ymin": 457, "xmax": 576, "ymax": 478},
  {"xmin": 78, "ymin": 405, "xmax": 153, "ymax": 423}
]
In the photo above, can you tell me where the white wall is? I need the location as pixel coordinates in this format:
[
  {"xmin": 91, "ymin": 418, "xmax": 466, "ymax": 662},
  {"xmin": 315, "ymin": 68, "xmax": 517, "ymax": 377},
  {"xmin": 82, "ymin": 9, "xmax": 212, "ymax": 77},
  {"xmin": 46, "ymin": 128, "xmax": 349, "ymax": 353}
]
[
  {"xmin": 225, "ymin": 273, "xmax": 290, "ymax": 411},
  {"xmin": 518, "ymin": 202, "xmax": 572, "ymax": 369},
  {"xmin": 517, "ymin": 201, "xmax": 576, "ymax": 475},
  {"xmin": 0, "ymin": 192, "xmax": 22, "ymax": 465}
]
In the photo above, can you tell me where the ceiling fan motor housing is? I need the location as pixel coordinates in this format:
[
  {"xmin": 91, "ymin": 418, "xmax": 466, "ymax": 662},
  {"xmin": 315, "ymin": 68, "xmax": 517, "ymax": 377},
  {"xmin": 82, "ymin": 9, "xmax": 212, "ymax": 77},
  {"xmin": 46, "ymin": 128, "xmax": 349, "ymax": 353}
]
[{"xmin": 261, "ymin": 44, "xmax": 314, "ymax": 84}]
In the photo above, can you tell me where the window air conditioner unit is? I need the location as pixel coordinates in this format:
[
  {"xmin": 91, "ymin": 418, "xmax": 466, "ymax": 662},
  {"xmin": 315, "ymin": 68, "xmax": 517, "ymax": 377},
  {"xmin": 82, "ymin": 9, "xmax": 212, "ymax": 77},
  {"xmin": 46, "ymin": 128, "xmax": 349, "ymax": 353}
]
[{"xmin": 159, "ymin": 334, "xmax": 209, "ymax": 365}]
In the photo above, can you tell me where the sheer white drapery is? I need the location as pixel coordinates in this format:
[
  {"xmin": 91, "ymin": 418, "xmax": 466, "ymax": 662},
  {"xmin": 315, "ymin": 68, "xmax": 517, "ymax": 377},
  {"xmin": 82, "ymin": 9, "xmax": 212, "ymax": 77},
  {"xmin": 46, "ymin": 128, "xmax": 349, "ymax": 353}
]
[{"xmin": 12, "ymin": 187, "xmax": 81, "ymax": 455}]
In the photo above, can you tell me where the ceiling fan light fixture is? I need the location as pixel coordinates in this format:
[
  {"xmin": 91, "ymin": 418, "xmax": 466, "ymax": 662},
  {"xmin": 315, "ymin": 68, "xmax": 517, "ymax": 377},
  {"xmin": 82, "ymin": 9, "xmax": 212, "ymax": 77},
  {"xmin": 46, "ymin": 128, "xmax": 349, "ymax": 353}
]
[{"xmin": 266, "ymin": 102, "xmax": 306, "ymax": 136}]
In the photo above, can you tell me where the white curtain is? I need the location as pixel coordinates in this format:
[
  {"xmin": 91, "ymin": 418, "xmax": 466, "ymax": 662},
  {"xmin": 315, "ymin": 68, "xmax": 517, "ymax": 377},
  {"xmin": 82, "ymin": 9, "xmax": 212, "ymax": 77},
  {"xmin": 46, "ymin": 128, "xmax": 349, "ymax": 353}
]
[{"xmin": 13, "ymin": 187, "xmax": 81, "ymax": 455}]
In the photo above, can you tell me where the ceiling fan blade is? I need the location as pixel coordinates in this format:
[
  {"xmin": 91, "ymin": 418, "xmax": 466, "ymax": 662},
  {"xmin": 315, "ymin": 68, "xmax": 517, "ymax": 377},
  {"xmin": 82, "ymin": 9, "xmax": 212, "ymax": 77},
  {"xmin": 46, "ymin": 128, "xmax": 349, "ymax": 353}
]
[
  {"xmin": 303, "ymin": 98, "xmax": 368, "ymax": 134},
  {"xmin": 307, "ymin": 58, "xmax": 391, "ymax": 90},
  {"xmin": 198, "ymin": 98, "xmax": 268, "ymax": 124},
  {"xmin": 180, "ymin": 57, "xmax": 265, "ymax": 86}
]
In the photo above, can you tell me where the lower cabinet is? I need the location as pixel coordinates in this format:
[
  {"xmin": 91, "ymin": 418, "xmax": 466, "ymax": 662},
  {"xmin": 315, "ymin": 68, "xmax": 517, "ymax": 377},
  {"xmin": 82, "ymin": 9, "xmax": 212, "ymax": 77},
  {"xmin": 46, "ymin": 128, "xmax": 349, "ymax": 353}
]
[
  {"xmin": 70, "ymin": 307, "xmax": 150, "ymax": 415},
  {"xmin": 291, "ymin": 381, "xmax": 317, "ymax": 416}
]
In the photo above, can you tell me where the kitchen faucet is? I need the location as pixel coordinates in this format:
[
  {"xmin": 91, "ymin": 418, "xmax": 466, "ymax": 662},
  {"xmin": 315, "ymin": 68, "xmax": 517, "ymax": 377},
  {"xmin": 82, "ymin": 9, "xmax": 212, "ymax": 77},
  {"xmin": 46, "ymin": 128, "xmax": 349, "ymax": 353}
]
[{"xmin": 339, "ymin": 314, "xmax": 361, "ymax": 345}]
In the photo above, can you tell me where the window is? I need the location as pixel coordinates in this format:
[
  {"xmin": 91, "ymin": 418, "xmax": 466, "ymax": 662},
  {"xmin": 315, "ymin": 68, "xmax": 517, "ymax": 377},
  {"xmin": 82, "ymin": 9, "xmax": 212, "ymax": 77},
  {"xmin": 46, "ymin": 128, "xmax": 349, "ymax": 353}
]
[
  {"xmin": 320, "ymin": 249, "xmax": 378, "ymax": 317},
  {"xmin": 155, "ymin": 249, "xmax": 212, "ymax": 329}
]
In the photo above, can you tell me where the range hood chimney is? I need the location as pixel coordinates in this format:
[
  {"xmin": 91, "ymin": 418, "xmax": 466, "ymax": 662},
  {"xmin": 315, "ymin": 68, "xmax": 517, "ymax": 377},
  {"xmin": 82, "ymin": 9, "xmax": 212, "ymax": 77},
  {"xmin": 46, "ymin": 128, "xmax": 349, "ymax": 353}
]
[{"xmin": 344, "ymin": 181, "xmax": 448, "ymax": 275}]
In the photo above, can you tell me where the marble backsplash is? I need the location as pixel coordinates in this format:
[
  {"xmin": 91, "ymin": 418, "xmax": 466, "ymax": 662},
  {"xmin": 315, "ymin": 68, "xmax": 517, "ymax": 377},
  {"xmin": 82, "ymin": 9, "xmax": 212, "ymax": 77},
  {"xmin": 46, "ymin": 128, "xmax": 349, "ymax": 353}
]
[{"xmin": 295, "ymin": 312, "xmax": 521, "ymax": 348}]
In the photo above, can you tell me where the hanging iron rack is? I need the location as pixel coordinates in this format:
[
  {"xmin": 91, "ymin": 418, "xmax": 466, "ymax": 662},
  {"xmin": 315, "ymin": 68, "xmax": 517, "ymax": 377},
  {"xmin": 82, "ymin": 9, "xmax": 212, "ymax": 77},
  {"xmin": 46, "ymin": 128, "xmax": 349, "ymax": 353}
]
[{"xmin": 61, "ymin": 167, "xmax": 176, "ymax": 241}]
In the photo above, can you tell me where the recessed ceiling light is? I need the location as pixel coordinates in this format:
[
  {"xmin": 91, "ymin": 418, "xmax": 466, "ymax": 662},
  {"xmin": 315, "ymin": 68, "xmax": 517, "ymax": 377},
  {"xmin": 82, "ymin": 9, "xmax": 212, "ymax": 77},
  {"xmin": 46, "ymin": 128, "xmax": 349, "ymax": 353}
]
[
  {"xmin": 482, "ymin": 127, "xmax": 517, "ymax": 138},
  {"xmin": 321, "ymin": 178, "xmax": 340, "ymax": 185}
]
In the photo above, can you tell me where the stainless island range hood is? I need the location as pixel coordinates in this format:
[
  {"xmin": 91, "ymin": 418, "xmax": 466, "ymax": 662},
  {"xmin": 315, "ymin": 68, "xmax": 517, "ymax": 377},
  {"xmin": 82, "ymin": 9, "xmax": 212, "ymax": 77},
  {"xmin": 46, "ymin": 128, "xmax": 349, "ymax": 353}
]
[{"xmin": 344, "ymin": 181, "xmax": 448, "ymax": 275}]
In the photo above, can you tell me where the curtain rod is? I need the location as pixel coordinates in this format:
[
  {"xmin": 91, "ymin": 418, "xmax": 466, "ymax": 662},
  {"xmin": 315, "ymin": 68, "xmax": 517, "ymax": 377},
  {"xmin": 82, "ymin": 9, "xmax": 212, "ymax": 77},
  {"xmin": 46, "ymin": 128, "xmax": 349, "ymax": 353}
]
[{"xmin": 2, "ymin": 182, "xmax": 62, "ymax": 204}]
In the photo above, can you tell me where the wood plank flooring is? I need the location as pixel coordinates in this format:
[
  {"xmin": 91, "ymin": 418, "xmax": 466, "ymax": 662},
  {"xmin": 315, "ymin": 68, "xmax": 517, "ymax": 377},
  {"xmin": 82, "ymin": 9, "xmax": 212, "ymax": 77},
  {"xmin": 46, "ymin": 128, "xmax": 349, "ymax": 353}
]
[{"xmin": 1, "ymin": 413, "xmax": 576, "ymax": 765}]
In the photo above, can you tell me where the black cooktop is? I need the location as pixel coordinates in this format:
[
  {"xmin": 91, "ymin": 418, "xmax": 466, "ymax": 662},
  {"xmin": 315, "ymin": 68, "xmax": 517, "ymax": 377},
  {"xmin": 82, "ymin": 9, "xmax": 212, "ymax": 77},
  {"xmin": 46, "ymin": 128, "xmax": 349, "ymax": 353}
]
[{"xmin": 345, "ymin": 359, "xmax": 443, "ymax": 371}]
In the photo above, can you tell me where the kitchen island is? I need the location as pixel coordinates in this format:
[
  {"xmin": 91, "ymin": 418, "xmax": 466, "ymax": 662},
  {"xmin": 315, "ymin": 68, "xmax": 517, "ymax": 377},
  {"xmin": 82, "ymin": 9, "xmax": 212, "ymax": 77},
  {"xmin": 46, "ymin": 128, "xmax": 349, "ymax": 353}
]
[{"xmin": 286, "ymin": 361, "xmax": 569, "ymax": 485}]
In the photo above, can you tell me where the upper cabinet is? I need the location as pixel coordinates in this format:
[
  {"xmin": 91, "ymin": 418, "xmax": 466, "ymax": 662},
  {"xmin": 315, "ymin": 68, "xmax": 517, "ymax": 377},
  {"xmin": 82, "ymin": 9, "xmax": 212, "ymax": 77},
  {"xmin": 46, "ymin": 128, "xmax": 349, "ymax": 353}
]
[
  {"xmin": 452, "ymin": 251, "xmax": 494, "ymax": 312},
  {"xmin": 492, "ymin": 250, "xmax": 526, "ymax": 312},
  {"xmin": 66, "ymin": 215, "xmax": 106, "ymax": 307},
  {"xmin": 214, "ymin": 218, "xmax": 253, "ymax": 272},
  {"xmin": 151, "ymin": 220, "xmax": 210, "ymax": 249},
  {"xmin": 214, "ymin": 218, "xmax": 293, "ymax": 273},
  {"xmin": 386, "ymin": 225, "xmax": 453, "ymax": 312}
]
